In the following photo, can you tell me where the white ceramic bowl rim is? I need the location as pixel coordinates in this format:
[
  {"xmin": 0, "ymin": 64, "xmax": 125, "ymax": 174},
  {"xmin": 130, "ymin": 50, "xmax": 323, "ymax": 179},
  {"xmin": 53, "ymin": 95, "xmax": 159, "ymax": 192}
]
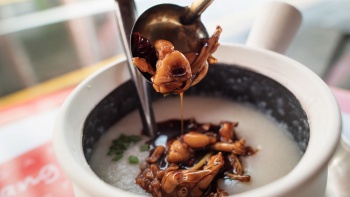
[{"xmin": 53, "ymin": 43, "xmax": 341, "ymax": 197}]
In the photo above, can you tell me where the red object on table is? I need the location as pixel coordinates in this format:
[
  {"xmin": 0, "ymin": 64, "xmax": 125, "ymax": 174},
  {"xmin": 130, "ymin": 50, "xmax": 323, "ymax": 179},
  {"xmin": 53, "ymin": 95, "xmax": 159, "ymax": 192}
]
[
  {"xmin": 0, "ymin": 142, "xmax": 74, "ymax": 197},
  {"xmin": 0, "ymin": 87, "xmax": 75, "ymax": 197}
]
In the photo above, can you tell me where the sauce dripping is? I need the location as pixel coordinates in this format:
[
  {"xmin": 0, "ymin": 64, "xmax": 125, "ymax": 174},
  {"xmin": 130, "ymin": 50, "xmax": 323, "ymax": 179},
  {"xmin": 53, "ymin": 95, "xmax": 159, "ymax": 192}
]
[{"xmin": 180, "ymin": 92, "xmax": 184, "ymax": 134}]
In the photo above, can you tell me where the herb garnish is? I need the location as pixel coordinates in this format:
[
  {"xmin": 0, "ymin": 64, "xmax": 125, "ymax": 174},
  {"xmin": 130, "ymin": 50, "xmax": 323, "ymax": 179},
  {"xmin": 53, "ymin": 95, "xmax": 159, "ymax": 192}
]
[{"xmin": 108, "ymin": 134, "xmax": 143, "ymax": 162}]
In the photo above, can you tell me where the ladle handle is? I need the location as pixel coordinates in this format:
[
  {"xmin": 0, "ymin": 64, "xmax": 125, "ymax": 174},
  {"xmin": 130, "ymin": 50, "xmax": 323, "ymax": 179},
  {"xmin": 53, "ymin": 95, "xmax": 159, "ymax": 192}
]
[
  {"xmin": 184, "ymin": 0, "xmax": 215, "ymax": 23},
  {"xmin": 115, "ymin": 0, "xmax": 136, "ymax": 43},
  {"xmin": 246, "ymin": 1, "xmax": 302, "ymax": 54},
  {"xmin": 115, "ymin": 0, "xmax": 156, "ymax": 137}
]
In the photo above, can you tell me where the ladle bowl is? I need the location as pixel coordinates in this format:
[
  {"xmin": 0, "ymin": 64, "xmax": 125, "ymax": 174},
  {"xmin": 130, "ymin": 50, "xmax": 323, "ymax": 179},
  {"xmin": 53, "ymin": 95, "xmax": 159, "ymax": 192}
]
[
  {"xmin": 131, "ymin": 0, "xmax": 214, "ymax": 82},
  {"xmin": 132, "ymin": 4, "xmax": 208, "ymax": 53}
]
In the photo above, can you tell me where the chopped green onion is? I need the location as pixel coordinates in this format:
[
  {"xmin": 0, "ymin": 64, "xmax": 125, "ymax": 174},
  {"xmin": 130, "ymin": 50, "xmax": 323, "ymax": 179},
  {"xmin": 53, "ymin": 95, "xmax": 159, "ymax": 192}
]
[
  {"xmin": 108, "ymin": 134, "xmax": 143, "ymax": 162},
  {"xmin": 115, "ymin": 142, "xmax": 128, "ymax": 150},
  {"xmin": 129, "ymin": 135, "xmax": 142, "ymax": 143},
  {"xmin": 107, "ymin": 149, "xmax": 116, "ymax": 156},
  {"xmin": 140, "ymin": 144, "xmax": 150, "ymax": 152},
  {"xmin": 112, "ymin": 139, "xmax": 121, "ymax": 144},
  {"xmin": 112, "ymin": 153, "xmax": 124, "ymax": 161},
  {"xmin": 119, "ymin": 134, "xmax": 127, "ymax": 141},
  {"xmin": 128, "ymin": 155, "xmax": 139, "ymax": 164}
]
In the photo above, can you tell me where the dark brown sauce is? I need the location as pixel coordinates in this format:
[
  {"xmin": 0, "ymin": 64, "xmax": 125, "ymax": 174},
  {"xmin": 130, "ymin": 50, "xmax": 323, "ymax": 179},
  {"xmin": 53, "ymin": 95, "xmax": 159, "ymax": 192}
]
[
  {"xmin": 141, "ymin": 119, "xmax": 232, "ymax": 196},
  {"xmin": 138, "ymin": 118, "xmax": 255, "ymax": 196},
  {"xmin": 180, "ymin": 92, "xmax": 184, "ymax": 134},
  {"xmin": 147, "ymin": 119, "xmax": 222, "ymax": 170}
]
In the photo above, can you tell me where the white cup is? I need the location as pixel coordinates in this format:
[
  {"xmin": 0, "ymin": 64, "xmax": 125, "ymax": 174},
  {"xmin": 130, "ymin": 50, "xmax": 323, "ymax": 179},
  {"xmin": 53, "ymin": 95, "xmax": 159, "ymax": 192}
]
[{"xmin": 53, "ymin": 2, "xmax": 341, "ymax": 197}]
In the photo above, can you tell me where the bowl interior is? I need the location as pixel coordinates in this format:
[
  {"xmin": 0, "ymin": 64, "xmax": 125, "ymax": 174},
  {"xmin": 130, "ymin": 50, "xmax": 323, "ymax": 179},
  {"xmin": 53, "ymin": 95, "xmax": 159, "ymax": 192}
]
[
  {"xmin": 56, "ymin": 44, "xmax": 340, "ymax": 197},
  {"xmin": 83, "ymin": 63, "xmax": 309, "ymax": 161}
]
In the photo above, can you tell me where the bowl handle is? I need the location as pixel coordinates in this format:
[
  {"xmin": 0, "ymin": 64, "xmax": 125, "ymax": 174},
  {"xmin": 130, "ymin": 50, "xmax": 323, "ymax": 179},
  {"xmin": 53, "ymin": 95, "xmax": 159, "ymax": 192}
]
[{"xmin": 246, "ymin": 1, "xmax": 302, "ymax": 54}]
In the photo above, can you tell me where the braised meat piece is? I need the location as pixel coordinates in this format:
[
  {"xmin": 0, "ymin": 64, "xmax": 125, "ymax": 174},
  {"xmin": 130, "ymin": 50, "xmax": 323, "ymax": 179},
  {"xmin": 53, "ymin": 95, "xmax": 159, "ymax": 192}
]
[
  {"xmin": 161, "ymin": 152, "xmax": 224, "ymax": 197},
  {"xmin": 135, "ymin": 119, "xmax": 256, "ymax": 197},
  {"xmin": 132, "ymin": 26, "xmax": 222, "ymax": 94}
]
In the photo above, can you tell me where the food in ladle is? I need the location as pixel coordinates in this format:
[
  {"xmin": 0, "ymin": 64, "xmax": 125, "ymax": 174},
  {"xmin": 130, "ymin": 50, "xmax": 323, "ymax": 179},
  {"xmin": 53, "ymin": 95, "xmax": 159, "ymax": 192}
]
[{"xmin": 132, "ymin": 26, "xmax": 222, "ymax": 94}]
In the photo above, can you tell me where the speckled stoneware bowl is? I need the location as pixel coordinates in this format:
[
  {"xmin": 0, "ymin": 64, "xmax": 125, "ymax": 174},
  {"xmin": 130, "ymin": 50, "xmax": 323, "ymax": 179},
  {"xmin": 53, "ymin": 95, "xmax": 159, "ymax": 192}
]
[
  {"xmin": 54, "ymin": 2, "xmax": 341, "ymax": 197},
  {"xmin": 54, "ymin": 43, "xmax": 341, "ymax": 197}
]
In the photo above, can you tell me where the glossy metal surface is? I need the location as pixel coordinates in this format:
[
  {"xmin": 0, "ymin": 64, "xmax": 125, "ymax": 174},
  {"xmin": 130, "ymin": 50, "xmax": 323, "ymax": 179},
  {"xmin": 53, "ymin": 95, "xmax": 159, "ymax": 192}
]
[
  {"xmin": 131, "ymin": 0, "xmax": 214, "ymax": 82},
  {"xmin": 115, "ymin": 0, "xmax": 156, "ymax": 137}
]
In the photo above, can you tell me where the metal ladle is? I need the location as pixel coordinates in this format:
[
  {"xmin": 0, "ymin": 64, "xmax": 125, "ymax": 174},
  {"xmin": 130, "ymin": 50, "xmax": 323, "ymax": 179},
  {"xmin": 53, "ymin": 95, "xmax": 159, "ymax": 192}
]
[
  {"xmin": 115, "ymin": 0, "xmax": 156, "ymax": 137},
  {"xmin": 131, "ymin": 0, "xmax": 215, "ymax": 82},
  {"xmin": 115, "ymin": 0, "xmax": 214, "ymax": 137}
]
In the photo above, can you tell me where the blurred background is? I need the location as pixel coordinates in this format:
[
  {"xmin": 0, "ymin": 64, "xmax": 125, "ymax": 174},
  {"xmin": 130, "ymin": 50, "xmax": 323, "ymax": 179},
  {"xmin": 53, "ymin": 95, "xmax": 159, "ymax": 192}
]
[
  {"xmin": 1, "ymin": 0, "xmax": 350, "ymax": 99},
  {"xmin": 0, "ymin": 1, "xmax": 350, "ymax": 196}
]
